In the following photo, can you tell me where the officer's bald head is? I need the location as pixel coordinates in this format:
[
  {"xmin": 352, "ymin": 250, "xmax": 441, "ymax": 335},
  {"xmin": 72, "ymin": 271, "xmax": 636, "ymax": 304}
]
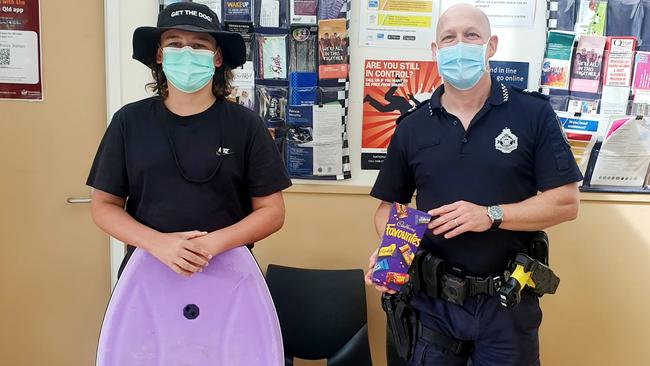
[
  {"xmin": 436, "ymin": 4, "xmax": 492, "ymax": 43},
  {"xmin": 432, "ymin": 4, "xmax": 497, "ymax": 62}
]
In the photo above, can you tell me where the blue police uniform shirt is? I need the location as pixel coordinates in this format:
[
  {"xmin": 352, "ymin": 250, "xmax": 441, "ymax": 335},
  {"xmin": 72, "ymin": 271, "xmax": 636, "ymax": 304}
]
[{"xmin": 370, "ymin": 77, "xmax": 583, "ymax": 276}]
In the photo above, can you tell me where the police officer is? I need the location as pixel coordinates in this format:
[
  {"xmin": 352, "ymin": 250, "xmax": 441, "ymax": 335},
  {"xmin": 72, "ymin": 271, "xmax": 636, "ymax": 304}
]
[
  {"xmin": 87, "ymin": 3, "xmax": 291, "ymax": 277},
  {"xmin": 366, "ymin": 4, "xmax": 582, "ymax": 366}
]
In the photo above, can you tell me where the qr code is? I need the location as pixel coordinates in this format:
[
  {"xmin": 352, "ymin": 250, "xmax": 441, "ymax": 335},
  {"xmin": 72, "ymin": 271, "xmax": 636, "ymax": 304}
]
[{"xmin": 0, "ymin": 48, "xmax": 9, "ymax": 66}]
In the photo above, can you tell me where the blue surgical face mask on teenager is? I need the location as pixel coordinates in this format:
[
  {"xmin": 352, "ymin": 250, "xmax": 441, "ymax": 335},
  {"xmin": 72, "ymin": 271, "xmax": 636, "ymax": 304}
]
[
  {"xmin": 436, "ymin": 41, "xmax": 489, "ymax": 90},
  {"xmin": 162, "ymin": 46, "xmax": 216, "ymax": 94}
]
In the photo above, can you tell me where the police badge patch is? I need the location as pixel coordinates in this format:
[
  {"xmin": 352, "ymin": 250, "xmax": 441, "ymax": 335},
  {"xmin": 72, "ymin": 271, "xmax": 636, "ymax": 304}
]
[{"xmin": 495, "ymin": 128, "xmax": 518, "ymax": 153}]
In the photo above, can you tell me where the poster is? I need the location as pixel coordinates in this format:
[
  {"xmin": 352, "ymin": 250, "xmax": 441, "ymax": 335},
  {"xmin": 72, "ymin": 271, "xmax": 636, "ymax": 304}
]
[
  {"xmin": 567, "ymin": 98, "xmax": 599, "ymax": 114},
  {"xmin": 230, "ymin": 63, "xmax": 255, "ymax": 110},
  {"xmin": 290, "ymin": 0, "xmax": 317, "ymax": 24},
  {"xmin": 603, "ymin": 36, "xmax": 636, "ymax": 87},
  {"xmin": 556, "ymin": 112, "xmax": 608, "ymax": 172},
  {"xmin": 632, "ymin": 52, "xmax": 650, "ymax": 92},
  {"xmin": 359, "ymin": 0, "xmax": 438, "ymax": 49},
  {"xmin": 488, "ymin": 61, "xmax": 529, "ymax": 88},
  {"xmin": 318, "ymin": 18, "xmax": 348, "ymax": 79},
  {"xmin": 591, "ymin": 116, "xmax": 650, "ymax": 187},
  {"xmin": 541, "ymin": 31, "xmax": 576, "ymax": 90},
  {"xmin": 319, "ymin": 0, "xmax": 348, "ymax": 19},
  {"xmin": 0, "ymin": 0, "xmax": 42, "ymax": 101},
  {"xmin": 574, "ymin": 0, "xmax": 606, "ymax": 36},
  {"xmin": 224, "ymin": 0, "xmax": 253, "ymax": 23},
  {"xmin": 569, "ymin": 35, "xmax": 606, "ymax": 93},
  {"xmin": 361, "ymin": 60, "xmax": 441, "ymax": 169},
  {"xmin": 441, "ymin": 0, "xmax": 535, "ymax": 28},
  {"xmin": 600, "ymin": 85, "xmax": 630, "ymax": 115},
  {"xmin": 259, "ymin": 0, "xmax": 280, "ymax": 27},
  {"xmin": 286, "ymin": 104, "xmax": 345, "ymax": 177}
]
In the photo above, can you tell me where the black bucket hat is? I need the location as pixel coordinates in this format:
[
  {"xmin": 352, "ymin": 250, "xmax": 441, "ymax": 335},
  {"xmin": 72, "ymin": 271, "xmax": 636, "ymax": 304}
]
[{"xmin": 132, "ymin": 2, "xmax": 246, "ymax": 69}]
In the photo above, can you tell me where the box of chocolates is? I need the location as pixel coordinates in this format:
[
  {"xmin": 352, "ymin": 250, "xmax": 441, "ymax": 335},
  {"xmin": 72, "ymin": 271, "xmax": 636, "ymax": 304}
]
[{"xmin": 371, "ymin": 202, "xmax": 431, "ymax": 291}]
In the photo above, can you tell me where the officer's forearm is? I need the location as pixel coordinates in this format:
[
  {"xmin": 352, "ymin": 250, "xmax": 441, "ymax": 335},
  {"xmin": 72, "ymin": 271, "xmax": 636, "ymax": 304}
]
[
  {"xmin": 500, "ymin": 182, "xmax": 579, "ymax": 231},
  {"xmin": 374, "ymin": 201, "xmax": 393, "ymax": 237}
]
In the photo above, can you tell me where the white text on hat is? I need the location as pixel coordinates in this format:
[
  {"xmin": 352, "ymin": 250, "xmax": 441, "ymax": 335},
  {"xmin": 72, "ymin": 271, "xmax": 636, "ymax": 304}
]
[{"xmin": 170, "ymin": 10, "xmax": 213, "ymax": 23}]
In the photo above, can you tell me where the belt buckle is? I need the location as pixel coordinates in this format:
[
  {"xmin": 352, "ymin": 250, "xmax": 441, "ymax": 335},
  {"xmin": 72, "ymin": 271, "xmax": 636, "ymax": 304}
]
[
  {"xmin": 466, "ymin": 275, "xmax": 486, "ymax": 296},
  {"xmin": 467, "ymin": 275, "xmax": 502, "ymax": 296}
]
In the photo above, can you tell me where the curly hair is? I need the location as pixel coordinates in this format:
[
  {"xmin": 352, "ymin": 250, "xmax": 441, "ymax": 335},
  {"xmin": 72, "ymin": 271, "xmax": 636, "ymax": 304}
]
[{"xmin": 146, "ymin": 60, "xmax": 234, "ymax": 100}]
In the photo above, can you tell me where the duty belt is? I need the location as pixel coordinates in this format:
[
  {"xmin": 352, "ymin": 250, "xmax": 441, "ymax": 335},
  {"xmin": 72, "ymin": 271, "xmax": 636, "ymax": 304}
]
[
  {"xmin": 409, "ymin": 250, "xmax": 509, "ymax": 306},
  {"xmin": 439, "ymin": 272, "xmax": 506, "ymax": 306}
]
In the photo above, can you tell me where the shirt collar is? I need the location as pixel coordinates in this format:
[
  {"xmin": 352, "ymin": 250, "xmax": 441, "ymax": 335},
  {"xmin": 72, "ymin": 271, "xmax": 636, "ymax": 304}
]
[{"xmin": 428, "ymin": 76, "xmax": 510, "ymax": 116}]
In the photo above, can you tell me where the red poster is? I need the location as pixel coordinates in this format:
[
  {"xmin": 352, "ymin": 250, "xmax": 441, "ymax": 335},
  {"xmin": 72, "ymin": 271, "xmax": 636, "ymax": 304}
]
[
  {"xmin": 361, "ymin": 60, "xmax": 441, "ymax": 170},
  {"xmin": 0, "ymin": 0, "xmax": 42, "ymax": 101}
]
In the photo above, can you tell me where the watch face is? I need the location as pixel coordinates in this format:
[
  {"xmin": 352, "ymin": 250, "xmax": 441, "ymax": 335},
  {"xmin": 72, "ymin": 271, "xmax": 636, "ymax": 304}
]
[{"xmin": 488, "ymin": 206, "xmax": 503, "ymax": 220}]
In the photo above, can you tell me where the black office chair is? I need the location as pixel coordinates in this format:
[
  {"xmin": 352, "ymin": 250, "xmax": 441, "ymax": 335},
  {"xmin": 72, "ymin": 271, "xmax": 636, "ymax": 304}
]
[{"xmin": 265, "ymin": 264, "xmax": 373, "ymax": 366}]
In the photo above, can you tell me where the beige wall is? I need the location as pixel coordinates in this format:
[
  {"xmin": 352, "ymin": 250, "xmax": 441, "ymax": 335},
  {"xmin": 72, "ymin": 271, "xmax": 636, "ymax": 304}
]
[
  {"xmin": 255, "ymin": 187, "xmax": 650, "ymax": 366},
  {"xmin": 0, "ymin": 1, "xmax": 110, "ymax": 365},
  {"xmin": 2, "ymin": 0, "xmax": 648, "ymax": 364}
]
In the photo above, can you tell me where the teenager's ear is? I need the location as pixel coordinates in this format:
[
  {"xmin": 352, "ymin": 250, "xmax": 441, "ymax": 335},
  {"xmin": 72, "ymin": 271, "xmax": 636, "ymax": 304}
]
[
  {"xmin": 156, "ymin": 47, "xmax": 163, "ymax": 64},
  {"xmin": 214, "ymin": 47, "xmax": 223, "ymax": 68}
]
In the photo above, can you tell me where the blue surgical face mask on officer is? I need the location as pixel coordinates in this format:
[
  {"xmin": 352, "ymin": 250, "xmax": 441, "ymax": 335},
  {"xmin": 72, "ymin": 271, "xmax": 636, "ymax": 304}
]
[
  {"xmin": 436, "ymin": 41, "xmax": 489, "ymax": 91},
  {"xmin": 162, "ymin": 46, "xmax": 216, "ymax": 94}
]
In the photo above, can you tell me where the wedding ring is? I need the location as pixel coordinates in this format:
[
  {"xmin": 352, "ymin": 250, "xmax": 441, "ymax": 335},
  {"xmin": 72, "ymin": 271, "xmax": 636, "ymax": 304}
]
[{"xmin": 454, "ymin": 218, "xmax": 459, "ymax": 227}]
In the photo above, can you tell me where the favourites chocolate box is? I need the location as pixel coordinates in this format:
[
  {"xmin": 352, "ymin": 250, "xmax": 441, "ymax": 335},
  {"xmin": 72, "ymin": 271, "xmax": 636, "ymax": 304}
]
[{"xmin": 372, "ymin": 203, "xmax": 431, "ymax": 291}]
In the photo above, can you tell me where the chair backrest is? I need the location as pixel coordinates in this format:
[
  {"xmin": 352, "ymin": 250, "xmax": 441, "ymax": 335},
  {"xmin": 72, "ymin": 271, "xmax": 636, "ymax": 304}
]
[{"xmin": 265, "ymin": 264, "xmax": 373, "ymax": 366}]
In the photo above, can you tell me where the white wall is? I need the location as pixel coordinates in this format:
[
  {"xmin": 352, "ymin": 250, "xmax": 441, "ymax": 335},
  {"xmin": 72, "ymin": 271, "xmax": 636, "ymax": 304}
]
[{"xmin": 108, "ymin": 0, "xmax": 549, "ymax": 189}]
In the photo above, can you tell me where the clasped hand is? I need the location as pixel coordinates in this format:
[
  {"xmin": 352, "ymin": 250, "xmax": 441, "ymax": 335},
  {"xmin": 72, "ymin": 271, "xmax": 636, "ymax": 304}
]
[{"xmin": 148, "ymin": 231, "xmax": 213, "ymax": 277}]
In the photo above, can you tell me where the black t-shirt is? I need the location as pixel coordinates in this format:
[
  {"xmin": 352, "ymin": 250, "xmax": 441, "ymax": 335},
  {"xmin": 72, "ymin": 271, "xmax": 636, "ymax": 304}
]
[
  {"xmin": 87, "ymin": 97, "xmax": 291, "ymax": 241},
  {"xmin": 370, "ymin": 79, "xmax": 583, "ymax": 276}
]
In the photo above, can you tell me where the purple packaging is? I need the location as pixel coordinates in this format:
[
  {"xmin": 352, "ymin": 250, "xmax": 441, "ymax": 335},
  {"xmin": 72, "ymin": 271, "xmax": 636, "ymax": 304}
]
[{"xmin": 371, "ymin": 202, "xmax": 431, "ymax": 291}]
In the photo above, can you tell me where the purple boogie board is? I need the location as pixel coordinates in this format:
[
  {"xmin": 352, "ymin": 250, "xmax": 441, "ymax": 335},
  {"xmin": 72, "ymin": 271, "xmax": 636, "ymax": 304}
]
[{"xmin": 96, "ymin": 247, "xmax": 284, "ymax": 365}]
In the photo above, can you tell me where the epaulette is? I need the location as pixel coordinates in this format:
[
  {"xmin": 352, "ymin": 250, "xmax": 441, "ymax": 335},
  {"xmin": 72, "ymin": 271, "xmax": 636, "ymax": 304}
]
[
  {"xmin": 510, "ymin": 87, "xmax": 550, "ymax": 101},
  {"xmin": 395, "ymin": 100, "xmax": 430, "ymax": 125}
]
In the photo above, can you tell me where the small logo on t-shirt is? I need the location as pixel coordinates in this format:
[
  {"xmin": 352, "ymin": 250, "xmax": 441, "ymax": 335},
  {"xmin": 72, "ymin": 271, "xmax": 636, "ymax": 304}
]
[
  {"xmin": 216, "ymin": 147, "xmax": 233, "ymax": 156},
  {"xmin": 495, "ymin": 128, "xmax": 518, "ymax": 153}
]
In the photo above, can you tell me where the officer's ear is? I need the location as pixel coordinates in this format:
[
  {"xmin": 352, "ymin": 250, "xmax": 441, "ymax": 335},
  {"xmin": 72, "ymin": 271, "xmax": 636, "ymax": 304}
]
[
  {"xmin": 431, "ymin": 41, "xmax": 438, "ymax": 60},
  {"xmin": 487, "ymin": 35, "xmax": 498, "ymax": 59}
]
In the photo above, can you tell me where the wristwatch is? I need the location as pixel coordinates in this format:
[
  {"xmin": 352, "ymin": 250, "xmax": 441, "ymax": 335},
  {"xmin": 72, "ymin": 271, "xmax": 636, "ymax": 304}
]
[{"xmin": 486, "ymin": 205, "xmax": 503, "ymax": 231}]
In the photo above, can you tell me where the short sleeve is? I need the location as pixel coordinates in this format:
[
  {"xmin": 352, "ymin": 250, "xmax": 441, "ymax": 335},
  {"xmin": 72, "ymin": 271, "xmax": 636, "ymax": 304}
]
[
  {"xmin": 246, "ymin": 118, "xmax": 292, "ymax": 197},
  {"xmin": 534, "ymin": 103, "xmax": 584, "ymax": 191},
  {"xmin": 370, "ymin": 126, "xmax": 416, "ymax": 204},
  {"xmin": 86, "ymin": 112, "xmax": 129, "ymax": 197}
]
